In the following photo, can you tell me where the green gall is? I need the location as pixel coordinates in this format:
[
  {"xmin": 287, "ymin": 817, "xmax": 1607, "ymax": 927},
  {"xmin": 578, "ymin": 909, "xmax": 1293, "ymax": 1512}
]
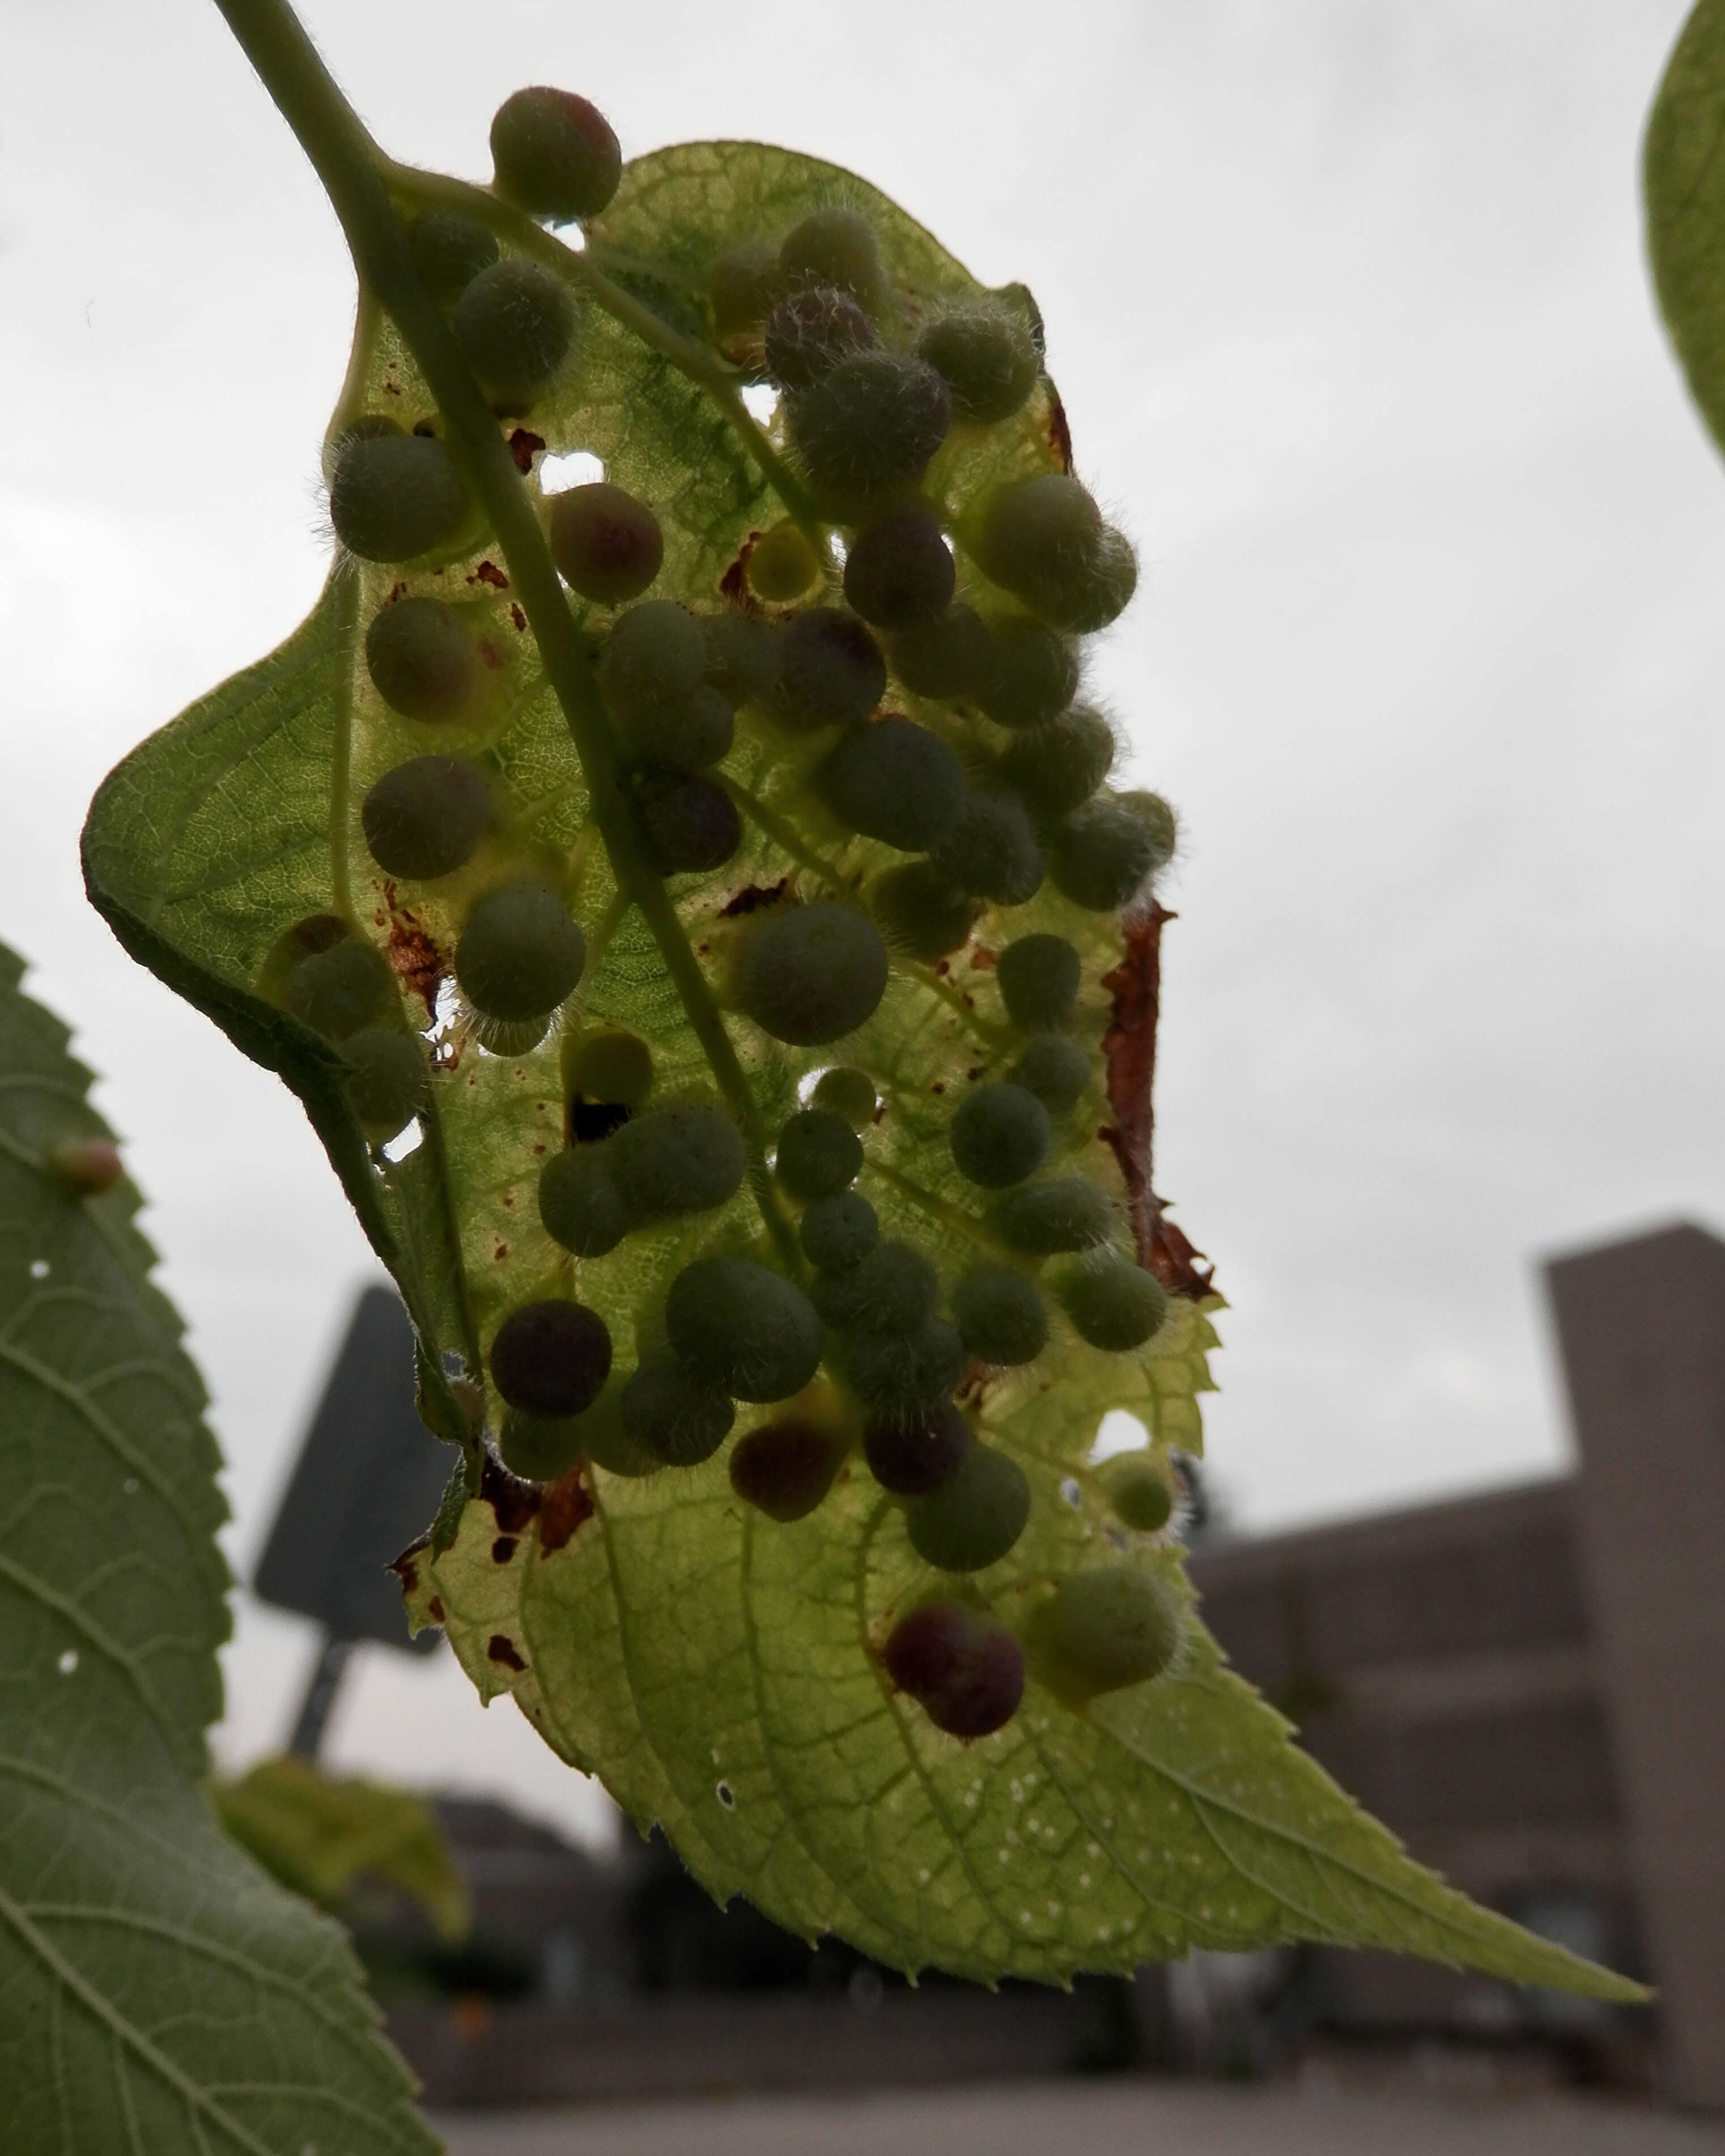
[
  {"xmin": 548, "ymin": 482, "xmax": 664, "ymax": 605},
  {"xmin": 364, "ymin": 596, "xmax": 480, "ymax": 722},
  {"xmin": 1010, "ymin": 1036, "xmax": 1091, "ymax": 1117},
  {"xmin": 864, "ymin": 1401, "xmax": 971, "ymax": 1497},
  {"xmin": 775, "ymin": 1106, "xmax": 863, "ymax": 1201},
  {"xmin": 283, "ymin": 938, "xmax": 393, "ymax": 1041},
  {"xmin": 773, "ymin": 607, "xmax": 886, "ymax": 729},
  {"xmin": 930, "ymin": 792, "xmax": 1044, "ymax": 906},
  {"xmin": 666, "ymin": 1256, "xmax": 823, "ymax": 1404},
  {"xmin": 1049, "ymin": 794, "xmax": 1176, "ymax": 912},
  {"xmin": 811, "ymin": 1065, "xmax": 877, "ymax": 1128},
  {"xmin": 1057, "ymin": 1253, "xmax": 1168, "ymax": 1352},
  {"xmin": 813, "ymin": 1239, "xmax": 938, "ymax": 1336},
  {"xmin": 408, "ymin": 210, "xmax": 500, "ymax": 305},
  {"xmin": 360, "ymin": 756, "xmax": 491, "ymax": 881},
  {"xmin": 788, "ymin": 352, "xmax": 950, "ymax": 503},
  {"xmin": 563, "ymin": 1028, "xmax": 653, "ymax": 1111},
  {"xmin": 763, "ymin": 287, "xmax": 877, "ymax": 392},
  {"xmin": 453, "ymin": 257, "xmax": 578, "ymax": 410},
  {"xmin": 489, "ymin": 86, "xmax": 621, "ymax": 222},
  {"xmin": 818, "ymin": 716, "xmax": 965, "ymax": 853},
  {"xmin": 737, "ymin": 901, "xmax": 889, "ymax": 1047},
  {"xmin": 490, "ymin": 1298, "xmax": 613, "ymax": 1417},
  {"xmin": 883, "ymin": 1600, "xmax": 1024, "ymax": 1738},
  {"xmin": 799, "ymin": 1190, "xmax": 879, "ymax": 1272},
  {"xmin": 974, "ymin": 616, "xmax": 1081, "ymax": 732},
  {"xmin": 778, "ymin": 206, "xmax": 886, "ymax": 314},
  {"xmin": 995, "ymin": 933, "xmax": 1080, "ymax": 1032},
  {"xmin": 454, "ymin": 879, "xmax": 586, "ymax": 1022},
  {"xmin": 995, "ymin": 1175, "xmax": 1114, "ymax": 1255},
  {"xmin": 45, "ymin": 1136, "xmax": 124, "ymax": 1197},
  {"xmin": 1102, "ymin": 1453, "xmax": 1177, "ymax": 1534},
  {"xmin": 621, "ymin": 1358, "xmax": 736, "ymax": 1468},
  {"xmin": 634, "ymin": 768, "xmax": 742, "ymax": 874},
  {"xmin": 997, "ymin": 706, "xmax": 1116, "ymax": 825},
  {"xmin": 538, "ymin": 1146, "xmax": 630, "ymax": 1258},
  {"xmin": 746, "ymin": 518, "xmax": 825, "ymax": 603},
  {"xmin": 329, "ymin": 430, "xmax": 471, "ymax": 563},
  {"xmin": 887, "ymin": 602, "xmax": 991, "ymax": 700},
  {"xmin": 1040, "ymin": 1565, "xmax": 1183, "ymax": 1698},
  {"xmin": 607, "ymin": 1103, "xmax": 746, "ymax": 1222},
  {"xmin": 341, "ymin": 1027, "xmax": 431, "ymax": 1141},
  {"xmin": 845, "ymin": 1316, "xmax": 965, "ymax": 1417},
  {"xmin": 907, "ymin": 1443, "xmax": 1031, "ymax": 1574},
  {"xmin": 842, "ymin": 507, "xmax": 955, "ymax": 632},
  {"xmin": 868, "ymin": 861, "xmax": 975, "ymax": 962},
  {"xmin": 949, "ymin": 1082, "xmax": 1051, "ymax": 1189},
  {"xmin": 729, "ymin": 1418, "xmax": 849, "ymax": 1523},
  {"xmin": 498, "ymin": 1410, "xmax": 585, "ymax": 1485},
  {"xmin": 917, "ymin": 302, "xmax": 1039, "ymax": 424},
  {"xmin": 971, "ymin": 474, "xmax": 1137, "ymax": 633},
  {"xmin": 709, "ymin": 240, "xmax": 784, "ymax": 351},
  {"xmin": 950, "ymin": 1265, "xmax": 1047, "ymax": 1367},
  {"xmin": 703, "ymin": 610, "xmax": 781, "ymax": 708}
]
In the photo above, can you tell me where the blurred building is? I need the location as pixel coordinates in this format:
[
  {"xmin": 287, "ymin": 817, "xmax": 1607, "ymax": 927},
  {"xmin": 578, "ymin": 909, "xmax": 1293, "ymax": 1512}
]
[{"xmin": 1188, "ymin": 1219, "xmax": 1725, "ymax": 2108}]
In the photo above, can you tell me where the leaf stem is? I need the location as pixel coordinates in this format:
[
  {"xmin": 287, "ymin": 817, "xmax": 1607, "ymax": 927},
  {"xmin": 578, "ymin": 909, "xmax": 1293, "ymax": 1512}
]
[
  {"xmin": 720, "ymin": 775, "xmax": 851, "ymax": 894},
  {"xmin": 211, "ymin": 0, "xmax": 800, "ymax": 1273}
]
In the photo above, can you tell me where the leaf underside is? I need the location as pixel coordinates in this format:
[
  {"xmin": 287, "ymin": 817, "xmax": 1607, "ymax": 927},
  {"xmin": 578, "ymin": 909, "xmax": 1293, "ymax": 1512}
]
[
  {"xmin": 0, "ymin": 944, "xmax": 437, "ymax": 2153},
  {"xmin": 84, "ymin": 138, "xmax": 1638, "ymax": 2000}
]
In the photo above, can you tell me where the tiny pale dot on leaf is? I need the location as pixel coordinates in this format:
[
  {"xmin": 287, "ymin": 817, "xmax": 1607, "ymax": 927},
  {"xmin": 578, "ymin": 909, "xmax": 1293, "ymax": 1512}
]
[
  {"xmin": 57, "ymin": 1649, "xmax": 77, "ymax": 1675},
  {"xmin": 29, "ymin": 1259, "xmax": 48, "ymax": 1279}
]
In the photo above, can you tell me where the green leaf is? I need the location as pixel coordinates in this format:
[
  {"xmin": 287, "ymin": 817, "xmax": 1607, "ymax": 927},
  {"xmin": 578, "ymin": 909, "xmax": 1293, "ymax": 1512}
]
[
  {"xmin": 85, "ymin": 106, "xmax": 1640, "ymax": 2004},
  {"xmin": 1647, "ymin": 0, "xmax": 1725, "ymax": 458},
  {"xmin": 0, "ymin": 943, "xmax": 439, "ymax": 2154},
  {"xmin": 216, "ymin": 1756, "xmax": 471, "ymax": 1943},
  {"xmin": 400, "ymin": 1435, "xmax": 1640, "ymax": 2000}
]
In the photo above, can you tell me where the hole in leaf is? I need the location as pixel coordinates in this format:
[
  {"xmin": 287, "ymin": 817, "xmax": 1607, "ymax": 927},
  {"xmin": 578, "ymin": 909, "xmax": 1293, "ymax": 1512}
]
[
  {"xmin": 739, "ymin": 383, "xmax": 779, "ymax": 424},
  {"xmin": 1089, "ymin": 1409, "xmax": 1148, "ymax": 1464},
  {"xmin": 716, "ymin": 1780, "xmax": 735, "ymax": 1809},
  {"xmin": 382, "ymin": 1121, "xmax": 424, "ymax": 1163},
  {"xmin": 539, "ymin": 449, "xmax": 606, "ymax": 494},
  {"xmin": 569, "ymin": 1098, "xmax": 631, "ymax": 1145}
]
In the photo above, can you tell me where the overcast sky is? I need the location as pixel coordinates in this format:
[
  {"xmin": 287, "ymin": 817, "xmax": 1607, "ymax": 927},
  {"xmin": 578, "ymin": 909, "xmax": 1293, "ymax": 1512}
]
[{"xmin": 3, "ymin": 0, "xmax": 1720, "ymax": 1848}]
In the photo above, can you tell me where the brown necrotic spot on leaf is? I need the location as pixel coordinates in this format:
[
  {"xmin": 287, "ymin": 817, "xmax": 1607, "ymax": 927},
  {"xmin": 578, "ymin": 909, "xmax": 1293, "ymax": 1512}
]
[
  {"xmin": 510, "ymin": 603, "xmax": 527, "ymax": 631},
  {"xmin": 487, "ymin": 1635, "xmax": 526, "ymax": 1670},
  {"xmin": 1045, "ymin": 384, "xmax": 1073, "ymax": 474},
  {"xmin": 492, "ymin": 1536, "xmax": 517, "ymax": 1564},
  {"xmin": 388, "ymin": 1540, "xmax": 425, "ymax": 1592},
  {"xmin": 383, "ymin": 890, "xmax": 448, "ymax": 1020},
  {"xmin": 508, "ymin": 428, "xmax": 547, "ymax": 473},
  {"xmin": 717, "ymin": 877, "xmax": 789, "ymax": 920},
  {"xmin": 537, "ymin": 1466, "xmax": 594, "ymax": 1555},
  {"xmin": 469, "ymin": 560, "xmax": 509, "ymax": 589},
  {"xmin": 479, "ymin": 1452, "xmax": 542, "ymax": 1534},
  {"xmin": 1099, "ymin": 902, "xmax": 1215, "ymax": 1299},
  {"xmin": 719, "ymin": 541, "xmax": 767, "ymax": 614},
  {"xmin": 428, "ymin": 1594, "xmax": 445, "ymax": 1622}
]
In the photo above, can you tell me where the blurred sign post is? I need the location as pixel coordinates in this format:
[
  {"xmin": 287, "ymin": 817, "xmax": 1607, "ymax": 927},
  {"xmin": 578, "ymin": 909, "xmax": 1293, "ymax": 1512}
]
[{"xmin": 253, "ymin": 1286, "xmax": 454, "ymax": 1759}]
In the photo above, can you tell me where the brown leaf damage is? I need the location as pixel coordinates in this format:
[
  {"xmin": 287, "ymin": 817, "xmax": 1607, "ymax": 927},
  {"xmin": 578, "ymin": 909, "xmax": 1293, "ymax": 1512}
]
[{"xmin": 1099, "ymin": 904, "xmax": 1216, "ymax": 1299}]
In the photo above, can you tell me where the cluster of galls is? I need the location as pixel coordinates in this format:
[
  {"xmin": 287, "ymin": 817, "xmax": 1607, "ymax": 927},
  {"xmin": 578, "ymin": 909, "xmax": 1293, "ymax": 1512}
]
[{"xmin": 269, "ymin": 81, "xmax": 1188, "ymax": 1744}]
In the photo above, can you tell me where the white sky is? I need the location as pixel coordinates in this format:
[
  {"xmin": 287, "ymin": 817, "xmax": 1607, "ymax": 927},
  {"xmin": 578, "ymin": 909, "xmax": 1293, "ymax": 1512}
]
[{"xmin": 3, "ymin": 0, "xmax": 1720, "ymax": 1849}]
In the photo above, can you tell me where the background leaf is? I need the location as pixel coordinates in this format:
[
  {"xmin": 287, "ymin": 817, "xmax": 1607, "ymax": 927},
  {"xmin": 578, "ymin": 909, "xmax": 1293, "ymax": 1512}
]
[
  {"xmin": 216, "ymin": 1756, "xmax": 470, "ymax": 1943},
  {"xmin": 0, "ymin": 942, "xmax": 438, "ymax": 2154},
  {"xmin": 1646, "ymin": 0, "xmax": 1725, "ymax": 460}
]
